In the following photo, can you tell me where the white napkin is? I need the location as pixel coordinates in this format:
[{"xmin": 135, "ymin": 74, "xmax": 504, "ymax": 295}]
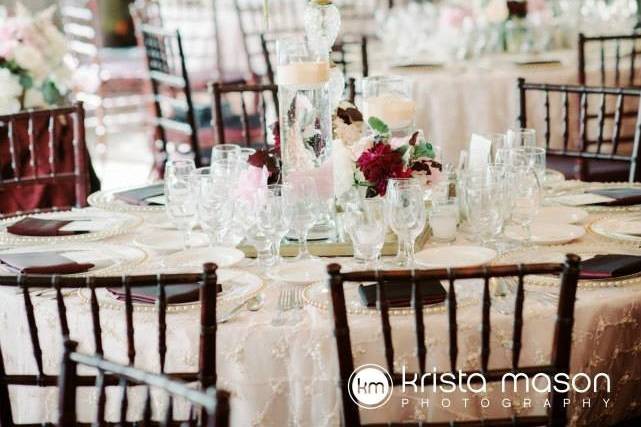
[{"xmin": 468, "ymin": 134, "xmax": 492, "ymax": 170}]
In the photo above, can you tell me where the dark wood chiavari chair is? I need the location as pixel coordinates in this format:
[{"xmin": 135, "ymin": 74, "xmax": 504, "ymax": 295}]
[
  {"xmin": 209, "ymin": 82, "xmax": 278, "ymax": 148},
  {"xmin": 137, "ymin": 24, "xmax": 208, "ymax": 171},
  {"xmin": 0, "ymin": 263, "xmax": 219, "ymax": 426},
  {"xmin": 517, "ymin": 78, "xmax": 641, "ymax": 182},
  {"xmin": 0, "ymin": 103, "xmax": 91, "ymax": 218},
  {"xmin": 59, "ymin": 340, "xmax": 229, "ymax": 427},
  {"xmin": 578, "ymin": 32, "xmax": 641, "ymax": 87},
  {"xmin": 59, "ymin": 0, "xmax": 149, "ymax": 147},
  {"xmin": 327, "ymin": 254, "xmax": 581, "ymax": 427},
  {"xmin": 234, "ymin": 0, "xmax": 305, "ymax": 80}
]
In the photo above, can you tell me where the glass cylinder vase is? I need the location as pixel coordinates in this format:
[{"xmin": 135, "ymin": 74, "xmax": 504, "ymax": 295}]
[{"xmin": 277, "ymin": 37, "xmax": 335, "ymax": 231}]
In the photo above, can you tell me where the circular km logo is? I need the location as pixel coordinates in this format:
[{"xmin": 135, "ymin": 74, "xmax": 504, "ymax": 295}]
[{"xmin": 348, "ymin": 364, "xmax": 393, "ymax": 409}]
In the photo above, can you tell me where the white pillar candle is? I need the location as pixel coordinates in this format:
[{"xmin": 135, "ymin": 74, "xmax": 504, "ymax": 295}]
[
  {"xmin": 277, "ymin": 61, "xmax": 330, "ymax": 86},
  {"xmin": 429, "ymin": 212, "xmax": 457, "ymax": 242},
  {"xmin": 363, "ymin": 94, "xmax": 416, "ymax": 129}
]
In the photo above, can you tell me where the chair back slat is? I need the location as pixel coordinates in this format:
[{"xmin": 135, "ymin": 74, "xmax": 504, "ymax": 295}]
[
  {"xmin": 517, "ymin": 78, "xmax": 641, "ymax": 182},
  {"xmin": 143, "ymin": 387, "xmax": 153, "ymax": 424},
  {"xmin": 54, "ymin": 277, "xmax": 71, "ymax": 339},
  {"xmin": 480, "ymin": 271, "xmax": 491, "ymax": 373},
  {"xmin": 327, "ymin": 256, "xmax": 581, "ymax": 426},
  {"xmin": 119, "ymin": 377, "xmax": 129, "ymax": 423},
  {"xmin": 411, "ymin": 273, "xmax": 426, "ymax": 375},
  {"xmin": 376, "ymin": 279, "xmax": 395, "ymax": 374},
  {"xmin": 447, "ymin": 273, "xmax": 458, "ymax": 371},
  {"xmin": 20, "ymin": 282, "xmax": 45, "ymax": 379},
  {"xmin": 87, "ymin": 276, "xmax": 104, "ymax": 356},
  {"xmin": 615, "ymin": 39, "xmax": 622, "ymax": 86},
  {"xmin": 512, "ymin": 270, "xmax": 525, "ymax": 370},
  {"xmin": 158, "ymin": 276, "xmax": 168, "ymax": 374},
  {"xmin": 123, "ymin": 276, "xmax": 137, "ymax": 366},
  {"xmin": 0, "ymin": 264, "xmax": 219, "ymax": 426},
  {"xmin": 163, "ymin": 396, "xmax": 174, "ymax": 426},
  {"xmin": 0, "ymin": 103, "xmax": 90, "ymax": 217}
]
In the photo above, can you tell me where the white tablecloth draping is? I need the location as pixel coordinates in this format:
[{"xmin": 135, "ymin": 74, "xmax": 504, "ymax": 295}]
[
  {"xmin": 1, "ymin": 207, "xmax": 641, "ymax": 426},
  {"xmin": 380, "ymin": 53, "xmax": 580, "ymax": 165}
]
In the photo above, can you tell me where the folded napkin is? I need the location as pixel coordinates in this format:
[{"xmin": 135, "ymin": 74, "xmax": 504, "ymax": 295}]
[
  {"xmin": 359, "ymin": 280, "xmax": 447, "ymax": 308},
  {"xmin": 6, "ymin": 218, "xmax": 90, "ymax": 237},
  {"xmin": 0, "ymin": 252, "xmax": 95, "ymax": 274},
  {"xmin": 589, "ymin": 188, "xmax": 641, "ymax": 206},
  {"xmin": 580, "ymin": 254, "xmax": 641, "ymax": 279},
  {"xmin": 108, "ymin": 282, "xmax": 222, "ymax": 305},
  {"xmin": 113, "ymin": 184, "xmax": 165, "ymax": 206}
]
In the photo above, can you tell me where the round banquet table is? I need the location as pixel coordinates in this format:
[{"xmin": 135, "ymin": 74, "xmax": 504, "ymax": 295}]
[
  {"xmin": 377, "ymin": 51, "xmax": 582, "ymax": 165},
  {"xmin": 1, "ymin": 201, "xmax": 641, "ymax": 426}
]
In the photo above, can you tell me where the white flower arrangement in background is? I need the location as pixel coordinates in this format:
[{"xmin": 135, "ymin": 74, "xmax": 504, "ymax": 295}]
[{"xmin": 0, "ymin": 3, "xmax": 71, "ymax": 114}]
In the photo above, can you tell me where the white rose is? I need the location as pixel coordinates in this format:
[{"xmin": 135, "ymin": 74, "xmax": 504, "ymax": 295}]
[
  {"xmin": 12, "ymin": 44, "xmax": 47, "ymax": 80},
  {"xmin": 0, "ymin": 68, "xmax": 23, "ymax": 98},
  {"xmin": 0, "ymin": 96, "xmax": 21, "ymax": 115},
  {"xmin": 23, "ymin": 88, "xmax": 46, "ymax": 109},
  {"xmin": 333, "ymin": 139, "xmax": 357, "ymax": 199}
]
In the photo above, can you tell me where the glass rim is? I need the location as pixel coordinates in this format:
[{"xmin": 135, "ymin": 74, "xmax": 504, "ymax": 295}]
[{"xmin": 212, "ymin": 144, "xmax": 241, "ymax": 152}]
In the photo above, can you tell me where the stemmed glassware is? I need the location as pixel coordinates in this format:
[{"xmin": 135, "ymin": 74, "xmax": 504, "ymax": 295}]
[
  {"xmin": 257, "ymin": 184, "xmax": 290, "ymax": 265},
  {"xmin": 385, "ymin": 178, "xmax": 426, "ymax": 268},
  {"xmin": 192, "ymin": 167, "xmax": 234, "ymax": 247},
  {"xmin": 506, "ymin": 128, "xmax": 536, "ymax": 148},
  {"xmin": 211, "ymin": 144, "xmax": 241, "ymax": 161},
  {"xmin": 463, "ymin": 168, "xmax": 505, "ymax": 246},
  {"xmin": 164, "ymin": 159, "xmax": 197, "ymax": 250},
  {"xmin": 343, "ymin": 198, "xmax": 387, "ymax": 269},
  {"xmin": 510, "ymin": 167, "xmax": 542, "ymax": 245},
  {"xmin": 283, "ymin": 177, "xmax": 321, "ymax": 261}
]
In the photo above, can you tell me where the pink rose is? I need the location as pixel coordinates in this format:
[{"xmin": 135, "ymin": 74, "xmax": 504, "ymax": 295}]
[{"xmin": 439, "ymin": 6, "xmax": 472, "ymax": 29}]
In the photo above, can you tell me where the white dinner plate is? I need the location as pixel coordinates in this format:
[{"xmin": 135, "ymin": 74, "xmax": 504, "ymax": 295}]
[
  {"xmin": 135, "ymin": 246, "xmax": 245, "ymax": 273},
  {"xmin": 0, "ymin": 210, "xmax": 142, "ymax": 246},
  {"xmin": 505, "ymin": 223, "xmax": 585, "ymax": 245},
  {"xmin": 134, "ymin": 230, "xmax": 209, "ymax": 253},
  {"xmin": 589, "ymin": 215, "xmax": 641, "ymax": 243},
  {"xmin": 0, "ymin": 242, "xmax": 147, "ymax": 276},
  {"xmin": 536, "ymin": 206, "xmax": 588, "ymax": 224},
  {"xmin": 268, "ymin": 259, "xmax": 328, "ymax": 284},
  {"xmin": 415, "ymin": 245, "xmax": 497, "ymax": 269}
]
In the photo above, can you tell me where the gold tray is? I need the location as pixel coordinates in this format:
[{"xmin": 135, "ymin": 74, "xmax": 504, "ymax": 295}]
[{"xmin": 240, "ymin": 225, "xmax": 432, "ymax": 258}]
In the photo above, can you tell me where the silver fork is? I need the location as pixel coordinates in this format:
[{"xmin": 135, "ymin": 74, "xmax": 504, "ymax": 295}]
[{"xmin": 272, "ymin": 287, "xmax": 293, "ymax": 326}]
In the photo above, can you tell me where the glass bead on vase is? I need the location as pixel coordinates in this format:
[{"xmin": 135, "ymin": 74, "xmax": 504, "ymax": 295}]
[{"xmin": 303, "ymin": 0, "xmax": 341, "ymax": 56}]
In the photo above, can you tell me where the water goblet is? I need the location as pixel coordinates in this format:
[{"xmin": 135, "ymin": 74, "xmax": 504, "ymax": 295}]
[
  {"xmin": 211, "ymin": 144, "xmax": 241, "ymax": 161},
  {"xmin": 283, "ymin": 177, "xmax": 320, "ymax": 261},
  {"xmin": 385, "ymin": 178, "xmax": 426, "ymax": 267},
  {"xmin": 164, "ymin": 160, "xmax": 197, "ymax": 249},
  {"xmin": 344, "ymin": 198, "xmax": 387, "ymax": 269}
]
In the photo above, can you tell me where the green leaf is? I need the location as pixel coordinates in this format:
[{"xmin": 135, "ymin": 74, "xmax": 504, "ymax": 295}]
[
  {"xmin": 367, "ymin": 116, "xmax": 390, "ymax": 137},
  {"xmin": 413, "ymin": 141, "xmax": 435, "ymax": 159},
  {"xmin": 19, "ymin": 73, "xmax": 33, "ymax": 89},
  {"xmin": 41, "ymin": 80, "xmax": 62, "ymax": 105}
]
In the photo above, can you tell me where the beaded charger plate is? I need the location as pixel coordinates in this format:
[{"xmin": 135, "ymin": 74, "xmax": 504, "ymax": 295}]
[
  {"xmin": 78, "ymin": 268, "xmax": 264, "ymax": 314},
  {"xmin": 588, "ymin": 214, "xmax": 641, "ymax": 246},
  {"xmin": 495, "ymin": 243, "xmax": 641, "ymax": 288},
  {"xmin": 0, "ymin": 210, "xmax": 143, "ymax": 246},
  {"xmin": 546, "ymin": 182, "xmax": 641, "ymax": 213},
  {"xmin": 0, "ymin": 242, "xmax": 147, "ymax": 277},
  {"xmin": 302, "ymin": 279, "xmax": 478, "ymax": 316},
  {"xmin": 88, "ymin": 187, "xmax": 165, "ymax": 214}
]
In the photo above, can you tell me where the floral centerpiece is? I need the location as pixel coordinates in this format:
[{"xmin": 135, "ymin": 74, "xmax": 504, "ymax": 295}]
[{"xmin": 0, "ymin": 3, "xmax": 71, "ymax": 114}]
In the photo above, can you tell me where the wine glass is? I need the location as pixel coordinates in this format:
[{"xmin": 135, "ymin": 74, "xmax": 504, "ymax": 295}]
[
  {"xmin": 344, "ymin": 198, "xmax": 387, "ymax": 269},
  {"xmin": 283, "ymin": 177, "xmax": 320, "ymax": 261},
  {"xmin": 464, "ymin": 170, "xmax": 505, "ymax": 246},
  {"xmin": 506, "ymin": 128, "xmax": 536, "ymax": 148},
  {"xmin": 164, "ymin": 159, "xmax": 197, "ymax": 249},
  {"xmin": 211, "ymin": 144, "xmax": 241, "ymax": 161},
  {"xmin": 515, "ymin": 146, "xmax": 546, "ymax": 185},
  {"xmin": 510, "ymin": 168, "xmax": 542, "ymax": 244},
  {"xmin": 240, "ymin": 191, "xmax": 274, "ymax": 269},
  {"xmin": 192, "ymin": 167, "xmax": 233, "ymax": 246},
  {"xmin": 385, "ymin": 178, "xmax": 426, "ymax": 267},
  {"xmin": 257, "ymin": 184, "xmax": 290, "ymax": 265}
]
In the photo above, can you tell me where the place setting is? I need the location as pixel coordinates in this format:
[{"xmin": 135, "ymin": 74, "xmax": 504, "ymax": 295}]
[{"xmin": 0, "ymin": 209, "xmax": 142, "ymax": 245}]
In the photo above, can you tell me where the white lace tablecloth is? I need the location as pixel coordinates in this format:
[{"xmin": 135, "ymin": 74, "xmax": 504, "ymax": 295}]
[{"xmin": 1, "ymin": 208, "xmax": 641, "ymax": 426}]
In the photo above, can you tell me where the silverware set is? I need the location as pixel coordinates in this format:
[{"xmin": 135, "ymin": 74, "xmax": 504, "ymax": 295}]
[{"xmin": 272, "ymin": 286, "xmax": 305, "ymax": 326}]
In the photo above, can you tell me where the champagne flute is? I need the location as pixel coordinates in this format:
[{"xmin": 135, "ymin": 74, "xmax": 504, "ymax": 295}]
[{"xmin": 164, "ymin": 159, "xmax": 197, "ymax": 250}]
